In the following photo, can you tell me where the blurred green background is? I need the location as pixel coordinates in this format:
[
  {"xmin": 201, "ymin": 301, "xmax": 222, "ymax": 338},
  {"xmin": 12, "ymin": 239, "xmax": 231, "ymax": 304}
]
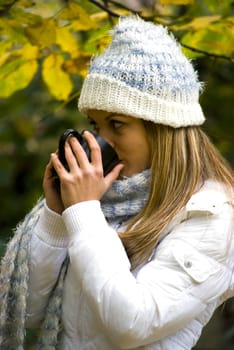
[{"xmin": 0, "ymin": 0, "xmax": 233, "ymax": 348}]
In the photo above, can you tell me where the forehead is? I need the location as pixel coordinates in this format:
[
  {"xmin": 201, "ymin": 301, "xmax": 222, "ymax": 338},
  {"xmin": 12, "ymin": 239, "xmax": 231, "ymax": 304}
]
[
  {"xmin": 87, "ymin": 110, "xmax": 111, "ymax": 120},
  {"xmin": 87, "ymin": 110, "xmax": 134, "ymax": 122}
]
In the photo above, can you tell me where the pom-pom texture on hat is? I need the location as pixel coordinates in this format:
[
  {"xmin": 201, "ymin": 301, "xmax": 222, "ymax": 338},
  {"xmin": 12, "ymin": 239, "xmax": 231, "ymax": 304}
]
[{"xmin": 78, "ymin": 16, "xmax": 205, "ymax": 128}]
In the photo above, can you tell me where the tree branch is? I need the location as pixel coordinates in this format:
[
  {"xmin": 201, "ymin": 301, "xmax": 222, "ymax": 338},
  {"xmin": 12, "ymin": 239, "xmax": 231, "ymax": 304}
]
[
  {"xmin": 108, "ymin": 0, "xmax": 141, "ymax": 13},
  {"xmin": 88, "ymin": 0, "xmax": 233, "ymax": 62},
  {"xmin": 88, "ymin": 0, "xmax": 141, "ymax": 17},
  {"xmin": 0, "ymin": 0, "xmax": 17, "ymax": 15},
  {"xmin": 181, "ymin": 43, "xmax": 234, "ymax": 61},
  {"xmin": 88, "ymin": 0, "xmax": 120, "ymax": 17}
]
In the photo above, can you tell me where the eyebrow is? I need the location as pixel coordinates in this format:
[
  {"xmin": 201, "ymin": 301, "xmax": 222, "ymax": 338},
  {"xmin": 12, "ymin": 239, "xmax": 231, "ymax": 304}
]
[
  {"xmin": 87, "ymin": 113, "xmax": 125, "ymax": 122},
  {"xmin": 105, "ymin": 113, "xmax": 120, "ymax": 121}
]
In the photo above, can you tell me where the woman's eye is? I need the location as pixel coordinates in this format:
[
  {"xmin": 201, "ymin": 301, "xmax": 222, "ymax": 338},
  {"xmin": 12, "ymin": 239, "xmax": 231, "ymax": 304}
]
[
  {"xmin": 89, "ymin": 120, "xmax": 99, "ymax": 132},
  {"xmin": 110, "ymin": 120, "xmax": 123, "ymax": 129}
]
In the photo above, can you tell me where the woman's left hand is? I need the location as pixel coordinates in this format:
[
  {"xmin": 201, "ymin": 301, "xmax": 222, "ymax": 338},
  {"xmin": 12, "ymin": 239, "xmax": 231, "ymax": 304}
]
[{"xmin": 51, "ymin": 131, "xmax": 123, "ymax": 209}]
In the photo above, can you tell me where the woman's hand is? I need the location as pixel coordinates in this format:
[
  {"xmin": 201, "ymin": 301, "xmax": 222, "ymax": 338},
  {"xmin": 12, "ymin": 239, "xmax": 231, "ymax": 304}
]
[
  {"xmin": 43, "ymin": 155, "xmax": 65, "ymax": 214},
  {"xmin": 51, "ymin": 131, "xmax": 124, "ymax": 210}
]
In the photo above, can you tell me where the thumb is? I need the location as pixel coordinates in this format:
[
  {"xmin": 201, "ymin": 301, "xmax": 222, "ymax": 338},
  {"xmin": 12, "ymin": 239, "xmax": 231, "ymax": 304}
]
[{"xmin": 104, "ymin": 163, "xmax": 124, "ymax": 185}]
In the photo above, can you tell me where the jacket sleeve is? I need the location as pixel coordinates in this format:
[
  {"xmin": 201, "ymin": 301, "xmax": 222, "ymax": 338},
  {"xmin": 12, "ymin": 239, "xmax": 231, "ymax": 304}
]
[
  {"xmin": 26, "ymin": 203, "xmax": 69, "ymax": 327},
  {"xmin": 62, "ymin": 190, "xmax": 234, "ymax": 349}
]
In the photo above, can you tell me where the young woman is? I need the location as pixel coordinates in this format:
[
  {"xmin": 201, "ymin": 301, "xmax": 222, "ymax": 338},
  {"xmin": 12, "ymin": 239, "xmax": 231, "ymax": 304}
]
[{"xmin": 0, "ymin": 16, "xmax": 233, "ymax": 350}]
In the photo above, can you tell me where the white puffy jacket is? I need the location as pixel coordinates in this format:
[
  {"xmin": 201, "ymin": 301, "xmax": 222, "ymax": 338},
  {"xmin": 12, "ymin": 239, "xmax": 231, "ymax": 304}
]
[{"xmin": 26, "ymin": 180, "xmax": 234, "ymax": 349}]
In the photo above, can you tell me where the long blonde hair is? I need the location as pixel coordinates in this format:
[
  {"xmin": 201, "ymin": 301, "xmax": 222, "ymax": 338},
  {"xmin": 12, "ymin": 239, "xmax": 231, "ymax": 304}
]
[{"xmin": 119, "ymin": 122, "xmax": 233, "ymax": 269}]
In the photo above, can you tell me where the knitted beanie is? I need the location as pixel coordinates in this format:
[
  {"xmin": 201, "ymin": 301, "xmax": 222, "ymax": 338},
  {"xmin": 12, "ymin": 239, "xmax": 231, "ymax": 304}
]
[{"xmin": 78, "ymin": 16, "xmax": 205, "ymax": 128}]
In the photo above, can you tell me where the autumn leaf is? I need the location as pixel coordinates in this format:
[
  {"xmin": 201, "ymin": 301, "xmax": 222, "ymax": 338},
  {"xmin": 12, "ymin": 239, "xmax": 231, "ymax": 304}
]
[
  {"xmin": 42, "ymin": 53, "xmax": 73, "ymax": 101},
  {"xmin": 0, "ymin": 44, "xmax": 38, "ymax": 98},
  {"xmin": 64, "ymin": 54, "xmax": 91, "ymax": 78},
  {"xmin": 25, "ymin": 18, "xmax": 56, "ymax": 48},
  {"xmin": 181, "ymin": 18, "xmax": 234, "ymax": 58},
  {"xmin": 56, "ymin": 26, "xmax": 80, "ymax": 59}
]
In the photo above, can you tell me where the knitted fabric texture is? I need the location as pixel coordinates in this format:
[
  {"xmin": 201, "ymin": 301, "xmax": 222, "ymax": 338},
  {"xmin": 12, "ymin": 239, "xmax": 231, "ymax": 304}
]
[
  {"xmin": 0, "ymin": 200, "xmax": 43, "ymax": 350},
  {"xmin": 78, "ymin": 16, "xmax": 205, "ymax": 128},
  {"xmin": 101, "ymin": 169, "xmax": 150, "ymax": 226},
  {"xmin": 0, "ymin": 199, "xmax": 68, "ymax": 350},
  {"xmin": 0, "ymin": 171, "xmax": 150, "ymax": 349}
]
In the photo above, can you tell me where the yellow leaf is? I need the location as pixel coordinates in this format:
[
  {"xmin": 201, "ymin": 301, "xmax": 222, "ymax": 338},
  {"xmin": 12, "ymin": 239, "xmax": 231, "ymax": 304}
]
[
  {"xmin": 42, "ymin": 53, "xmax": 73, "ymax": 100},
  {"xmin": 0, "ymin": 52, "xmax": 11, "ymax": 67},
  {"xmin": 25, "ymin": 18, "xmax": 56, "ymax": 48},
  {"xmin": 0, "ymin": 43, "xmax": 38, "ymax": 68},
  {"xmin": 18, "ymin": 43, "xmax": 39, "ymax": 59},
  {"xmin": 0, "ymin": 41, "xmax": 13, "ymax": 65},
  {"xmin": 171, "ymin": 16, "xmax": 221, "ymax": 31},
  {"xmin": 0, "ymin": 55, "xmax": 38, "ymax": 98},
  {"xmin": 90, "ymin": 11, "xmax": 109, "ymax": 22},
  {"xmin": 71, "ymin": 19, "xmax": 97, "ymax": 31},
  {"xmin": 56, "ymin": 26, "xmax": 79, "ymax": 58}
]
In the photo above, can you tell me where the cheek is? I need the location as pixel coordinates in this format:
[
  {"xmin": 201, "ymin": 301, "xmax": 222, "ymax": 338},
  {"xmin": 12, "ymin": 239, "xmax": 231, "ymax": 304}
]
[
  {"xmin": 137, "ymin": 138, "xmax": 151, "ymax": 166},
  {"xmin": 125, "ymin": 138, "xmax": 150, "ymax": 163}
]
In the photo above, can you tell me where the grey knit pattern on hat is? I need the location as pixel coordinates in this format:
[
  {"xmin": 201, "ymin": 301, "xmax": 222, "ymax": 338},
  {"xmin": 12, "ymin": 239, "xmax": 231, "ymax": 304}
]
[{"xmin": 78, "ymin": 16, "xmax": 205, "ymax": 128}]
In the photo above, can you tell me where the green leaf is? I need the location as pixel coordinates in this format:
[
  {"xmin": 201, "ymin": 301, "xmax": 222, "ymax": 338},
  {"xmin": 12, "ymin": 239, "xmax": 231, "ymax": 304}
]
[
  {"xmin": 9, "ymin": 6, "xmax": 42, "ymax": 26},
  {"xmin": 0, "ymin": 18, "xmax": 29, "ymax": 45},
  {"xmin": 83, "ymin": 22, "xmax": 112, "ymax": 54},
  {"xmin": 0, "ymin": 44, "xmax": 39, "ymax": 98},
  {"xmin": 181, "ymin": 18, "xmax": 234, "ymax": 58},
  {"xmin": 0, "ymin": 0, "xmax": 15, "ymax": 9},
  {"xmin": 17, "ymin": 0, "xmax": 37, "ymax": 8},
  {"xmin": 58, "ymin": 1, "xmax": 98, "ymax": 30},
  {"xmin": 42, "ymin": 53, "xmax": 73, "ymax": 100},
  {"xmin": 204, "ymin": 0, "xmax": 234, "ymax": 15}
]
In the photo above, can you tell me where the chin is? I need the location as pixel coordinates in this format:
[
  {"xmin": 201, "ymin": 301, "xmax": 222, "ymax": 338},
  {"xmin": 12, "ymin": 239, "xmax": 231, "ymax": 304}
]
[{"xmin": 120, "ymin": 168, "xmax": 138, "ymax": 178}]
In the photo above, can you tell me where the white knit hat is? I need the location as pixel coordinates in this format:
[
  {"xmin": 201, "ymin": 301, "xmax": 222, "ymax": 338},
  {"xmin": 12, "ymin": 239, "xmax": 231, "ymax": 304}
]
[{"xmin": 78, "ymin": 16, "xmax": 205, "ymax": 128}]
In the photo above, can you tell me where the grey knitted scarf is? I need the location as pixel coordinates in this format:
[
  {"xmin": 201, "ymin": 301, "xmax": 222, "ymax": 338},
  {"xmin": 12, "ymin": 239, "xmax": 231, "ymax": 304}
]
[
  {"xmin": 101, "ymin": 169, "xmax": 150, "ymax": 225},
  {"xmin": 0, "ymin": 170, "xmax": 150, "ymax": 349}
]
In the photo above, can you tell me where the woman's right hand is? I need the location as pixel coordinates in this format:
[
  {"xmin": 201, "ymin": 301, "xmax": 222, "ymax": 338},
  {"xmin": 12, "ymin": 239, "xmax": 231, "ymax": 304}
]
[{"xmin": 43, "ymin": 155, "xmax": 64, "ymax": 215}]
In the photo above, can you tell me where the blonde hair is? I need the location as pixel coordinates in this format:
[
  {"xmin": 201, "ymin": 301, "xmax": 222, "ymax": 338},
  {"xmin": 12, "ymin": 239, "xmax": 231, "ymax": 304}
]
[{"xmin": 119, "ymin": 122, "xmax": 234, "ymax": 269}]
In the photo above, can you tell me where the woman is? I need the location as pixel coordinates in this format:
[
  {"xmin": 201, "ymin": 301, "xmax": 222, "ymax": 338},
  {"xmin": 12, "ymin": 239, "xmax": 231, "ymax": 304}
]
[{"xmin": 0, "ymin": 16, "xmax": 233, "ymax": 350}]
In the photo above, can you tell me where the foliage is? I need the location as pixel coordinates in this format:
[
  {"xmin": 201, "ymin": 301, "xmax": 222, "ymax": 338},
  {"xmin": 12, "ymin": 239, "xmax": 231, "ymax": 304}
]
[
  {"xmin": 0, "ymin": 0, "xmax": 233, "ymax": 247},
  {"xmin": 0, "ymin": 1, "xmax": 233, "ymax": 347},
  {"xmin": 0, "ymin": 0, "xmax": 233, "ymax": 100}
]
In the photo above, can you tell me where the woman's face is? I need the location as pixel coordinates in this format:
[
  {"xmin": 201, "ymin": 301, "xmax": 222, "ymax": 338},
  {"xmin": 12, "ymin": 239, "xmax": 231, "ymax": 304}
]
[{"xmin": 87, "ymin": 110, "xmax": 151, "ymax": 177}]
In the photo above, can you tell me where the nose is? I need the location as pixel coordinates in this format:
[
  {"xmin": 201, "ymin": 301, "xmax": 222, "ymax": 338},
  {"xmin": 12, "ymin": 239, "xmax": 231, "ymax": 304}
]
[{"xmin": 98, "ymin": 128, "xmax": 114, "ymax": 148}]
